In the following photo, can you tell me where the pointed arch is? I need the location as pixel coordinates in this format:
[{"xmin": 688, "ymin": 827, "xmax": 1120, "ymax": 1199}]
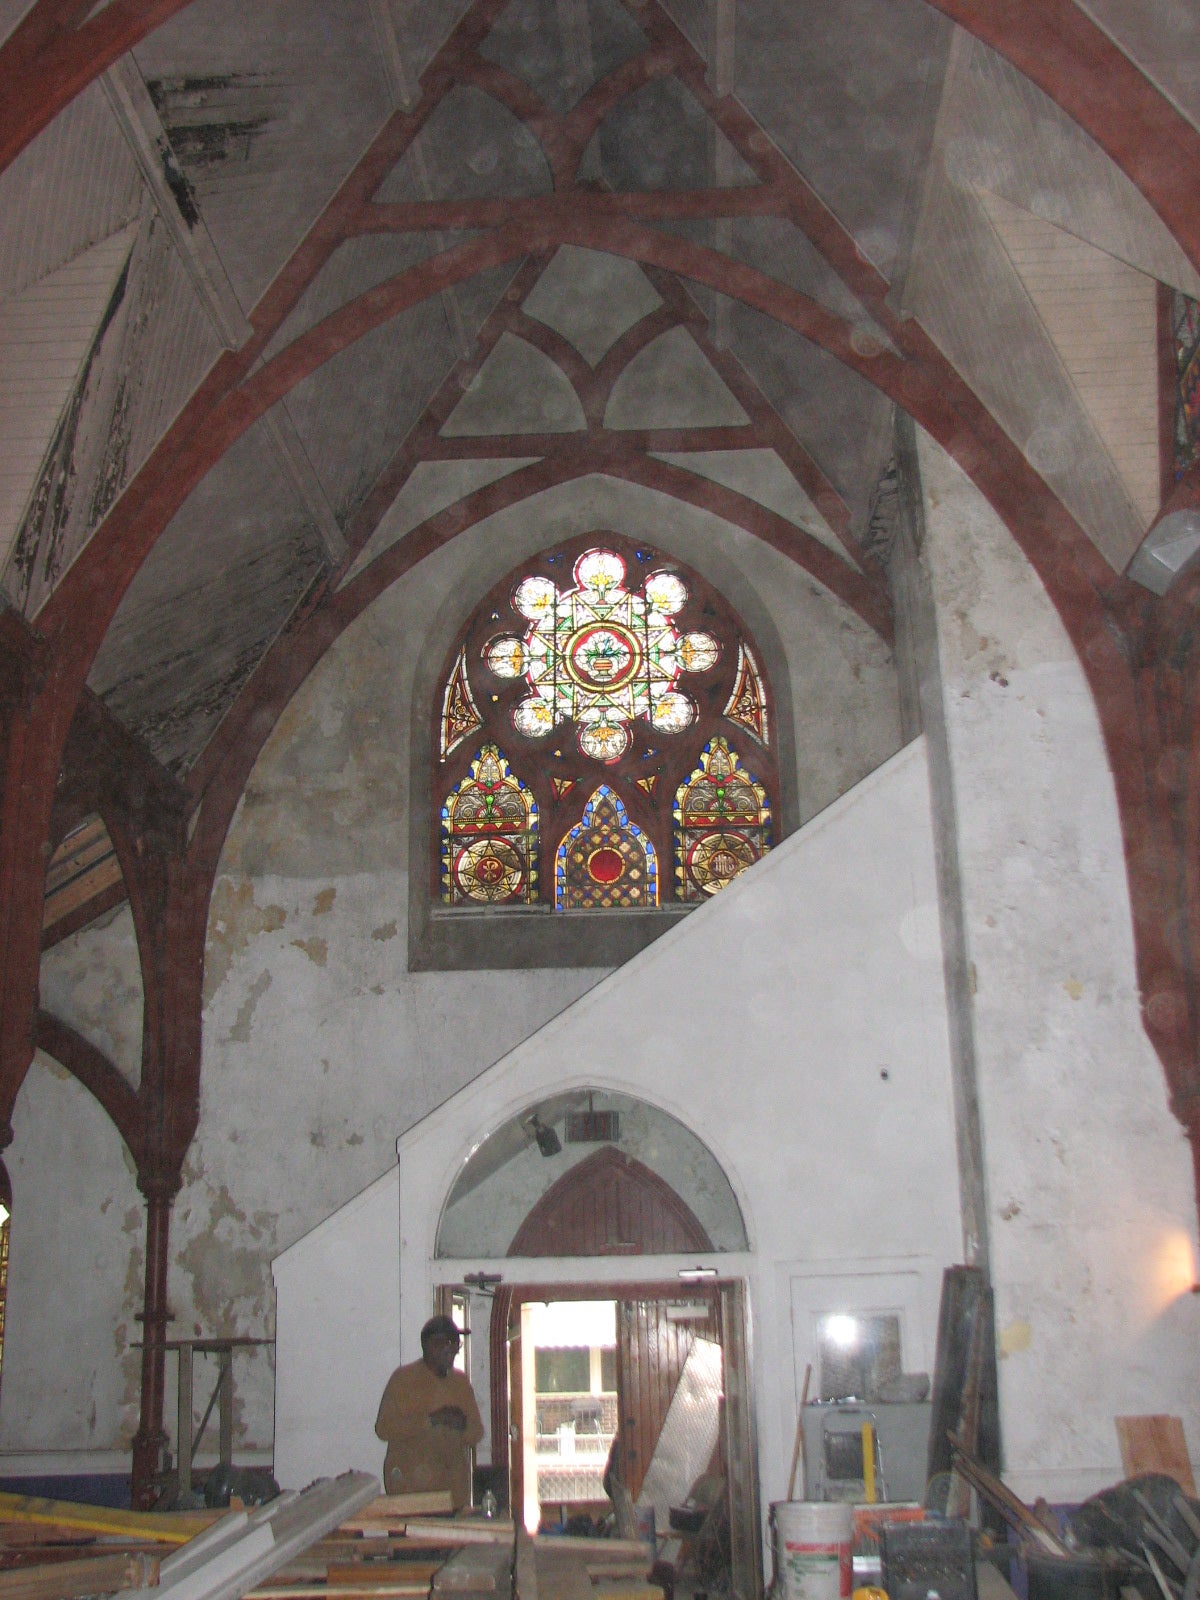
[
  {"xmin": 441, "ymin": 744, "xmax": 540, "ymax": 905},
  {"xmin": 509, "ymin": 1145, "xmax": 713, "ymax": 1256},
  {"xmin": 555, "ymin": 786, "xmax": 657, "ymax": 909}
]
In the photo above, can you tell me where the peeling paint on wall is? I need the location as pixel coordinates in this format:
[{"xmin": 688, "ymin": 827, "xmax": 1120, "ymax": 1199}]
[
  {"xmin": 228, "ymin": 970, "xmax": 272, "ymax": 1044},
  {"xmin": 999, "ymin": 1320, "xmax": 1033, "ymax": 1356},
  {"xmin": 290, "ymin": 936, "xmax": 327, "ymax": 966},
  {"xmin": 206, "ymin": 878, "xmax": 288, "ymax": 999}
]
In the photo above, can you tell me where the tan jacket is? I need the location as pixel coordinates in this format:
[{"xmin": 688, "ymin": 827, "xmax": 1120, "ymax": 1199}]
[{"xmin": 375, "ymin": 1358, "xmax": 484, "ymax": 1508}]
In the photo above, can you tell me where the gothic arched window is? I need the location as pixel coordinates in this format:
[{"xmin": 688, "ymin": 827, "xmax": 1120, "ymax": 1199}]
[
  {"xmin": 555, "ymin": 786, "xmax": 657, "ymax": 909},
  {"xmin": 435, "ymin": 535, "xmax": 779, "ymax": 910},
  {"xmin": 674, "ymin": 738, "xmax": 771, "ymax": 900},
  {"xmin": 441, "ymin": 744, "xmax": 539, "ymax": 905}
]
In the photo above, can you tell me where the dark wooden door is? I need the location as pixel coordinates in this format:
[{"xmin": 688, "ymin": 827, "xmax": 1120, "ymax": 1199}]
[
  {"xmin": 509, "ymin": 1146, "xmax": 713, "ymax": 1257},
  {"xmin": 614, "ymin": 1295, "xmax": 720, "ymax": 1500},
  {"xmin": 491, "ymin": 1149, "xmax": 717, "ymax": 1521}
]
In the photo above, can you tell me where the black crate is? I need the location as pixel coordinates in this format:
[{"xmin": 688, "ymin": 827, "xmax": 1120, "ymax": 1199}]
[{"xmin": 880, "ymin": 1521, "xmax": 977, "ymax": 1600}]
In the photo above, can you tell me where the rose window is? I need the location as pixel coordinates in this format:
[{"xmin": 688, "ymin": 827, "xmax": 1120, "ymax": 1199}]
[
  {"xmin": 436, "ymin": 536, "xmax": 776, "ymax": 910},
  {"xmin": 486, "ymin": 548, "xmax": 721, "ymax": 763}
]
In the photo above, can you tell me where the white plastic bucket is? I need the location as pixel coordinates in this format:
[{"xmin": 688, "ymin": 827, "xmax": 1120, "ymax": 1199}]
[{"xmin": 773, "ymin": 1501, "xmax": 854, "ymax": 1600}]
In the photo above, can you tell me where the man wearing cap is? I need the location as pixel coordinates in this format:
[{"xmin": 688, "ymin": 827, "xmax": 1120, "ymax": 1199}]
[{"xmin": 375, "ymin": 1315, "xmax": 484, "ymax": 1508}]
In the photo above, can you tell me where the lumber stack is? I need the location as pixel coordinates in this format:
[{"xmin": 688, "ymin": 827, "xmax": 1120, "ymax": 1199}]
[
  {"xmin": 0, "ymin": 1489, "xmax": 508, "ymax": 1600},
  {"xmin": 0, "ymin": 1486, "xmax": 658, "ymax": 1600},
  {"xmin": 516, "ymin": 1530, "xmax": 658, "ymax": 1600}
]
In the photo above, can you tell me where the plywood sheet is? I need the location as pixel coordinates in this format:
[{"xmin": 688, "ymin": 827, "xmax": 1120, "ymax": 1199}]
[{"xmin": 1116, "ymin": 1415, "xmax": 1197, "ymax": 1493}]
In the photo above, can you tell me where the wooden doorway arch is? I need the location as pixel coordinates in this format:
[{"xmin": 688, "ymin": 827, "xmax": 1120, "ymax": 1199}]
[
  {"xmin": 489, "ymin": 1148, "xmax": 716, "ymax": 1522},
  {"xmin": 509, "ymin": 1146, "xmax": 714, "ymax": 1258}
]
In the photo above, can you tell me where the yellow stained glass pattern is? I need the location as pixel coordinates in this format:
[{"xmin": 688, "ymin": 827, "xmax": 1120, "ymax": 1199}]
[{"xmin": 674, "ymin": 738, "xmax": 770, "ymax": 900}]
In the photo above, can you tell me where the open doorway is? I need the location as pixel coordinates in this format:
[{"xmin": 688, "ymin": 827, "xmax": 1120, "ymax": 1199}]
[
  {"xmin": 480, "ymin": 1280, "xmax": 760, "ymax": 1600},
  {"xmin": 518, "ymin": 1299, "xmax": 617, "ymax": 1534},
  {"xmin": 434, "ymin": 1096, "xmax": 759, "ymax": 1595}
]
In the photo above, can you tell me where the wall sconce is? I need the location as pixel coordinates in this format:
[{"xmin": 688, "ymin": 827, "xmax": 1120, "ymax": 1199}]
[{"xmin": 527, "ymin": 1114, "xmax": 561, "ymax": 1157}]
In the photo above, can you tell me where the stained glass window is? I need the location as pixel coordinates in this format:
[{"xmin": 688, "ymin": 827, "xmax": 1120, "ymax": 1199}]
[
  {"xmin": 433, "ymin": 535, "xmax": 778, "ymax": 911},
  {"xmin": 674, "ymin": 738, "xmax": 771, "ymax": 900},
  {"xmin": 1173, "ymin": 290, "xmax": 1200, "ymax": 481},
  {"xmin": 487, "ymin": 547, "xmax": 720, "ymax": 762},
  {"xmin": 555, "ymin": 787, "xmax": 657, "ymax": 909},
  {"xmin": 723, "ymin": 643, "xmax": 769, "ymax": 745},
  {"xmin": 441, "ymin": 745, "xmax": 539, "ymax": 904},
  {"xmin": 440, "ymin": 648, "xmax": 483, "ymax": 760}
]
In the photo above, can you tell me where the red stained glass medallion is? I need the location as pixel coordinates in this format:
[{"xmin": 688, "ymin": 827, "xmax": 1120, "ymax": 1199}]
[
  {"xmin": 674, "ymin": 738, "xmax": 771, "ymax": 900},
  {"xmin": 441, "ymin": 745, "xmax": 539, "ymax": 904},
  {"xmin": 555, "ymin": 787, "xmax": 657, "ymax": 909}
]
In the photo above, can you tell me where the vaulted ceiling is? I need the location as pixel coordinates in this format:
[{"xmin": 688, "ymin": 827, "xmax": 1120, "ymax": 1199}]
[
  {"xmin": 3, "ymin": 0, "xmax": 1200, "ymax": 972},
  {"xmin": 3, "ymin": 0, "xmax": 1197, "ymax": 781}
]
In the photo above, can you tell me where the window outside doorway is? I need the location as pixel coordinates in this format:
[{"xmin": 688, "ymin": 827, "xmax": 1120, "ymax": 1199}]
[{"xmin": 520, "ymin": 1299, "xmax": 617, "ymax": 1535}]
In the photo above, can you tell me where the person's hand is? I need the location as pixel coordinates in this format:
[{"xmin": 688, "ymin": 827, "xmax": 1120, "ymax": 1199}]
[{"xmin": 430, "ymin": 1404, "xmax": 467, "ymax": 1430}]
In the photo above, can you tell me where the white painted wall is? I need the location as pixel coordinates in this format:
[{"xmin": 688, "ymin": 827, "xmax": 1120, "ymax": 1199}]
[
  {"xmin": 2, "ymin": 1051, "xmax": 144, "ymax": 1456},
  {"xmin": 1, "ymin": 468, "xmax": 896, "ymax": 1469},
  {"xmin": 273, "ymin": 740, "xmax": 964, "ymax": 1504},
  {"xmin": 916, "ymin": 430, "xmax": 1200, "ymax": 1499}
]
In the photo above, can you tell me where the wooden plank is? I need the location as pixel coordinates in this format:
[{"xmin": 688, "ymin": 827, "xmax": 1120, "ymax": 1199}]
[
  {"xmin": 0, "ymin": 1495, "xmax": 215, "ymax": 1546},
  {"xmin": 529, "ymin": 1541, "xmax": 648, "ymax": 1559},
  {"xmin": 976, "ymin": 1565, "xmax": 1022, "ymax": 1600},
  {"xmin": 582, "ymin": 1561, "xmax": 652, "ymax": 1580},
  {"xmin": 927, "ymin": 1267, "xmax": 1000, "ymax": 1488},
  {"xmin": 122, "ymin": 1472, "xmax": 381, "ymax": 1600},
  {"xmin": 246, "ymin": 1585, "xmax": 433, "ymax": 1599},
  {"xmin": 432, "ymin": 1544, "xmax": 512, "ymax": 1594},
  {"xmin": 0, "ymin": 1552, "xmax": 159, "ymax": 1600},
  {"xmin": 326, "ymin": 1567, "xmax": 441, "ymax": 1588},
  {"xmin": 404, "ymin": 1525, "xmax": 512, "ymax": 1548},
  {"xmin": 514, "ymin": 1532, "xmax": 535, "ymax": 1600},
  {"xmin": 1116, "ymin": 1416, "xmax": 1197, "ymax": 1494},
  {"xmin": 530, "ymin": 1554, "xmax": 590, "ymax": 1600},
  {"xmin": 340, "ymin": 1498, "xmax": 453, "ymax": 1533}
]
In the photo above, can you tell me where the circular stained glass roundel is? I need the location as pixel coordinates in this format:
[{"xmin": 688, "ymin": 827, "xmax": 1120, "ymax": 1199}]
[
  {"xmin": 578, "ymin": 713, "xmax": 631, "ymax": 763},
  {"xmin": 644, "ymin": 572, "xmax": 687, "ymax": 615},
  {"xmin": 454, "ymin": 838, "xmax": 526, "ymax": 902},
  {"xmin": 513, "ymin": 576, "xmax": 558, "ymax": 620},
  {"xmin": 679, "ymin": 631, "xmax": 720, "ymax": 673},
  {"xmin": 487, "ymin": 637, "xmax": 525, "ymax": 678},
  {"xmin": 686, "ymin": 830, "xmax": 757, "ymax": 895},
  {"xmin": 575, "ymin": 548, "xmax": 626, "ymax": 594},
  {"xmin": 587, "ymin": 847, "xmax": 625, "ymax": 884},
  {"xmin": 513, "ymin": 697, "xmax": 557, "ymax": 738},
  {"xmin": 566, "ymin": 623, "xmax": 641, "ymax": 691},
  {"xmin": 651, "ymin": 691, "xmax": 694, "ymax": 733}
]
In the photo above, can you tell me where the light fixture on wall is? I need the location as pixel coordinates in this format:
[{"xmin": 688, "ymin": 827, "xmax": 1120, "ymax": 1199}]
[{"xmin": 526, "ymin": 1114, "xmax": 561, "ymax": 1157}]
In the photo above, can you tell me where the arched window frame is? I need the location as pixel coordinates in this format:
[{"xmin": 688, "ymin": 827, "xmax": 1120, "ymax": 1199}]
[{"xmin": 430, "ymin": 533, "xmax": 781, "ymax": 914}]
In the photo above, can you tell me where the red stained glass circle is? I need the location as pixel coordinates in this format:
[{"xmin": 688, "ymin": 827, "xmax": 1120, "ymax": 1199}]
[{"xmin": 587, "ymin": 847, "xmax": 625, "ymax": 884}]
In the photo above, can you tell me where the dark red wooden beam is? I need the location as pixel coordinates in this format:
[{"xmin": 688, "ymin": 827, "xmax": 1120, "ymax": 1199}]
[
  {"xmin": 34, "ymin": 1008, "xmax": 143, "ymax": 1163},
  {"xmin": 922, "ymin": 0, "xmax": 1200, "ymax": 280},
  {"xmin": 361, "ymin": 186, "xmax": 786, "ymax": 232},
  {"xmin": 0, "ymin": 0, "xmax": 197, "ymax": 172}
]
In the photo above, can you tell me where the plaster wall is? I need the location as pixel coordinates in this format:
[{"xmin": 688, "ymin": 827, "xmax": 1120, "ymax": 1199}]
[
  {"xmin": 437, "ymin": 1097, "xmax": 748, "ymax": 1257},
  {"xmin": 1, "ymin": 1051, "xmax": 144, "ymax": 1456},
  {"xmin": 273, "ymin": 739, "xmax": 965, "ymax": 1501},
  {"xmin": 915, "ymin": 430, "xmax": 1200, "ymax": 1499},
  {"xmin": 1, "ymin": 472, "xmax": 897, "ymax": 1467}
]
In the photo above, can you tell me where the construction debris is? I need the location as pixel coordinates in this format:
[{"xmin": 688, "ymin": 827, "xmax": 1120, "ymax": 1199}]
[
  {"xmin": 0, "ymin": 1479, "xmax": 656, "ymax": 1600},
  {"xmin": 0, "ymin": 1552, "xmax": 161, "ymax": 1600}
]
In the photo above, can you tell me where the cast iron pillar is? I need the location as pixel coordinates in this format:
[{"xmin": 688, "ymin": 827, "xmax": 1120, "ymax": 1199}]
[{"xmin": 131, "ymin": 1178, "xmax": 177, "ymax": 1510}]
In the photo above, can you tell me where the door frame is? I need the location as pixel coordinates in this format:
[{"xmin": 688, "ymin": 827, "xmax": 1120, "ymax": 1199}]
[{"xmin": 479, "ymin": 1276, "xmax": 761, "ymax": 1600}]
